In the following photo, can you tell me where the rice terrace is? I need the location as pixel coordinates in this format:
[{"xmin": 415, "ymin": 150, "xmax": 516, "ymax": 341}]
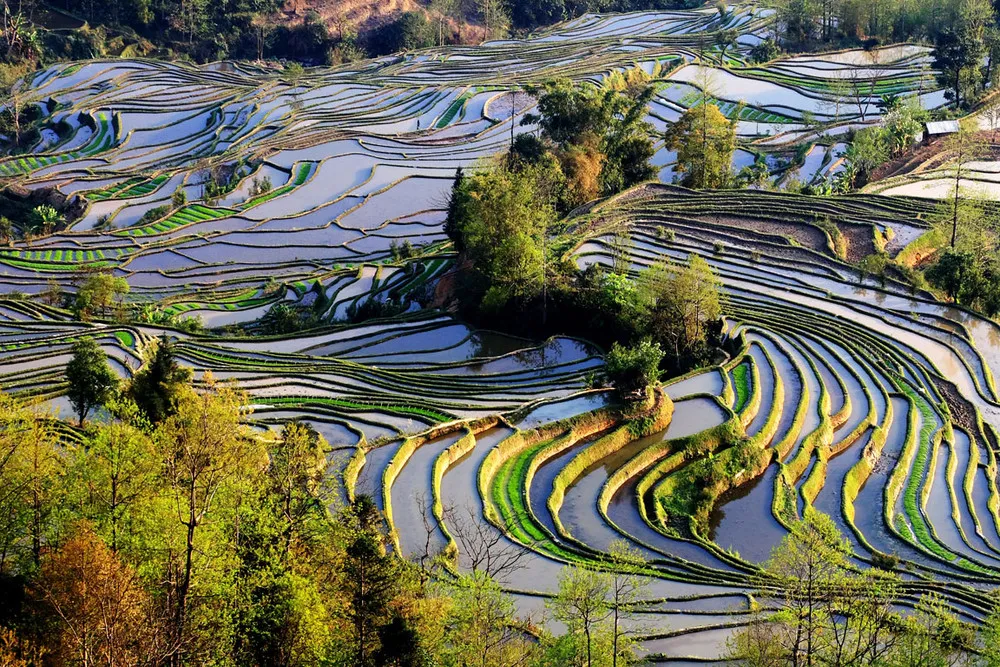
[{"xmin": 8, "ymin": 0, "xmax": 1000, "ymax": 664}]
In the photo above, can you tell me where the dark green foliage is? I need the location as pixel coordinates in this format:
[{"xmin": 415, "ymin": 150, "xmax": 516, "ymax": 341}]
[
  {"xmin": 523, "ymin": 78, "xmax": 656, "ymax": 204},
  {"xmin": 345, "ymin": 297, "xmax": 407, "ymax": 323},
  {"xmin": 135, "ymin": 205, "xmax": 169, "ymax": 226},
  {"xmin": 510, "ymin": 0, "xmax": 566, "ymax": 30},
  {"xmin": 368, "ymin": 12, "xmax": 435, "ymax": 56},
  {"xmin": 444, "ymin": 167, "xmax": 467, "ymax": 252},
  {"xmin": 344, "ymin": 511, "xmax": 398, "ymax": 666},
  {"xmin": 604, "ymin": 339, "xmax": 663, "ymax": 401},
  {"xmin": 749, "ymin": 38, "xmax": 781, "ymax": 64},
  {"xmin": 260, "ymin": 303, "xmax": 310, "ymax": 335},
  {"xmin": 926, "ymin": 249, "xmax": 1000, "ymax": 315},
  {"xmin": 374, "ymin": 614, "xmax": 430, "ymax": 667},
  {"xmin": 926, "ymin": 249, "xmax": 974, "ymax": 302},
  {"xmin": 65, "ymin": 338, "xmax": 119, "ymax": 426},
  {"xmin": 126, "ymin": 334, "xmax": 193, "ymax": 424}
]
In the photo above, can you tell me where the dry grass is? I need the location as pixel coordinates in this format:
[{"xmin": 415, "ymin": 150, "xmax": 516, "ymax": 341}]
[{"xmin": 277, "ymin": 0, "xmax": 487, "ymax": 43}]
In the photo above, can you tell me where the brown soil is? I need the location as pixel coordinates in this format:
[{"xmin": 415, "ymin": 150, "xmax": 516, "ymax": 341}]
[
  {"xmin": 698, "ymin": 214, "xmax": 828, "ymax": 253},
  {"xmin": 838, "ymin": 223, "xmax": 876, "ymax": 264},
  {"xmin": 932, "ymin": 375, "xmax": 989, "ymax": 451},
  {"xmin": 869, "ymin": 131, "xmax": 1000, "ymax": 184}
]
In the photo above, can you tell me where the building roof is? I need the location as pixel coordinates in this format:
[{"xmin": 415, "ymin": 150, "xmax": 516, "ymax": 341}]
[{"xmin": 925, "ymin": 120, "xmax": 960, "ymax": 135}]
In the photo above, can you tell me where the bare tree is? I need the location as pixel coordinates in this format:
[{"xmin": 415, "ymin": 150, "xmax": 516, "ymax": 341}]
[
  {"xmin": 981, "ymin": 95, "xmax": 1000, "ymax": 141},
  {"xmin": 444, "ymin": 503, "xmax": 528, "ymax": 583},
  {"xmin": 607, "ymin": 541, "xmax": 649, "ymax": 667}
]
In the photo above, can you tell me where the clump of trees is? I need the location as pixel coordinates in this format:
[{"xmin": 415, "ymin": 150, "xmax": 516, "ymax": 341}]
[
  {"xmin": 444, "ymin": 77, "xmax": 660, "ymax": 322},
  {"xmin": 16, "ymin": 337, "xmax": 672, "ymax": 666},
  {"xmin": 72, "ymin": 269, "xmax": 130, "ymax": 321},
  {"xmin": 838, "ymin": 97, "xmax": 928, "ymax": 189},
  {"xmin": 924, "ymin": 195, "xmax": 1000, "ymax": 315},
  {"xmin": 444, "ymin": 76, "xmax": 726, "ymax": 384},
  {"xmin": 726, "ymin": 510, "xmax": 979, "ymax": 666},
  {"xmin": 517, "ymin": 76, "xmax": 657, "ymax": 209},
  {"xmin": 445, "ymin": 160, "xmax": 555, "ymax": 311}
]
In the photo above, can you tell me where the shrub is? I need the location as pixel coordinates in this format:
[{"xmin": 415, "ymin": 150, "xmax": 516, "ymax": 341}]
[
  {"xmin": 604, "ymin": 339, "xmax": 663, "ymax": 402},
  {"xmin": 749, "ymin": 38, "xmax": 781, "ymax": 63},
  {"xmin": 871, "ymin": 552, "xmax": 900, "ymax": 571}
]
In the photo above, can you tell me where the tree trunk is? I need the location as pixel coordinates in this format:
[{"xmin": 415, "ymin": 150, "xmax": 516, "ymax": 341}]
[
  {"xmin": 174, "ymin": 489, "xmax": 197, "ymax": 665},
  {"xmin": 612, "ymin": 604, "xmax": 619, "ymax": 667}
]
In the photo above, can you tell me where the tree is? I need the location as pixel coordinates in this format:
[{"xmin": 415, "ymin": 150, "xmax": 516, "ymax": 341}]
[
  {"xmin": 155, "ymin": 378, "xmax": 260, "ymax": 661},
  {"xmin": 442, "ymin": 570, "xmax": 538, "ymax": 667},
  {"xmin": 548, "ymin": 565, "xmax": 611, "ymax": 667},
  {"xmin": 604, "ymin": 339, "xmax": 663, "ymax": 402},
  {"xmin": 372, "ymin": 11, "xmax": 435, "ymax": 54},
  {"xmin": 34, "ymin": 522, "xmax": 158, "ymax": 665},
  {"xmin": 0, "ymin": 216, "xmax": 13, "ymax": 245},
  {"xmin": 32, "ymin": 205, "xmax": 61, "ymax": 235},
  {"xmin": 510, "ymin": 0, "xmax": 564, "ymax": 30},
  {"xmin": 0, "ymin": 392, "xmax": 50, "ymax": 574},
  {"xmin": 451, "ymin": 160, "xmax": 554, "ymax": 309},
  {"xmin": 777, "ymin": 0, "xmax": 816, "ymax": 48},
  {"xmin": 525, "ymin": 78, "xmax": 655, "ymax": 199},
  {"xmin": 884, "ymin": 593, "xmax": 971, "ymax": 666},
  {"xmin": 65, "ymin": 338, "xmax": 119, "ymax": 427},
  {"xmin": 127, "ymin": 334, "xmax": 193, "ymax": 424},
  {"xmin": 882, "ymin": 100, "xmax": 927, "ymax": 155},
  {"xmin": 749, "ymin": 37, "xmax": 781, "ymax": 63},
  {"xmin": 715, "ymin": 27, "xmax": 739, "ymax": 60},
  {"xmin": 607, "ymin": 541, "xmax": 647, "ymax": 667},
  {"xmin": 171, "ymin": 188, "xmax": 187, "ymax": 208},
  {"xmin": 41, "ymin": 278, "xmax": 62, "ymax": 307},
  {"xmin": 73, "ymin": 271, "xmax": 129, "ymax": 321},
  {"xmin": 0, "ymin": 61, "xmax": 31, "ymax": 148},
  {"xmin": 267, "ymin": 420, "xmax": 329, "ymax": 560},
  {"xmin": 444, "ymin": 167, "xmax": 467, "ymax": 252},
  {"xmin": 666, "ymin": 102, "xmax": 737, "ymax": 189},
  {"xmin": 926, "ymin": 249, "xmax": 975, "ymax": 302},
  {"xmin": 477, "ymin": 0, "xmax": 511, "ymax": 38},
  {"xmin": 558, "ymin": 136, "xmax": 605, "ymax": 207},
  {"xmin": 172, "ymin": 0, "xmax": 209, "ymax": 43},
  {"xmin": 842, "ymin": 126, "xmax": 890, "ymax": 187},
  {"xmin": 944, "ymin": 121, "xmax": 988, "ymax": 247},
  {"xmin": 71, "ymin": 402, "xmax": 157, "ymax": 553},
  {"xmin": 17, "ymin": 412, "xmax": 62, "ymax": 569},
  {"xmin": 982, "ymin": 95, "xmax": 1000, "ymax": 141},
  {"xmin": 342, "ymin": 500, "xmax": 398, "ymax": 667},
  {"xmin": 933, "ymin": 0, "xmax": 993, "ymax": 111},
  {"xmin": 728, "ymin": 510, "xmax": 903, "ymax": 667},
  {"xmin": 639, "ymin": 254, "xmax": 723, "ymax": 365}
]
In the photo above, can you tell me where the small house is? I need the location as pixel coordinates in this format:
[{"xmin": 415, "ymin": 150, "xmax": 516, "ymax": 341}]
[{"xmin": 923, "ymin": 120, "xmax": 960, "ymax": 145}]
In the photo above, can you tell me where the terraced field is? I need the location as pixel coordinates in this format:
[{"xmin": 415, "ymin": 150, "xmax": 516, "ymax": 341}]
[{"xmin": 0, "ymin": 4, "xmax": 983, "ymax": 661}]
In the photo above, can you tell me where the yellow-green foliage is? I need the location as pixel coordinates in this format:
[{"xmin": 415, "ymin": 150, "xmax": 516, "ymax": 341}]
[
  {"xmin": 647, "ymin": 415, "xmax": 749, "ymax": 535},
  {"xmin": 745, "ymin": 342, "xmax": 785, "ymax": 449},
  {"xmin": 895, "ymin": 225, "xmax": 948, "ymax": 268},
  {"xmin": 773, "ymin": 351, "xmax": 810, "ymax": 461},
  {"xmin": 343, "ymin": 446, "xmax": 368, "ymax": 503},
  {"xmin": 432, "ymin": 429, "xmax": 478, "ymax": 554},
  {"xmin": 478, "ymin": 404, "xmax": 620, "ymax": 525},
  {"xmin": 920, "ymin": 430, "xmax": 944, "ymax": 512},
  {"xmin": 884, "ymin": 396, "xmax": 920, "ymax": 528},
  {"xmin": 842, "ymin": 396, "xmax": 893, "ymax": 547},
  {"xmin": 547, "ymin": 392, "xmax": 674, "ymax": 540},
  {"xmin": 964, "ymin": 430, "xmax": 981, "ymax": 536},
  {"xmin": 800, "ymin": 454, "xmax": 827, "ymax": 507},
  {"xmin": 739, "ymin": 355, "xmax": 762, "ymax": 429}
]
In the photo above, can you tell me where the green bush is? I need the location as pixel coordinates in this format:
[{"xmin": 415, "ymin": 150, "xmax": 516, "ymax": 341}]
[{"xmin": 605, "ymin": 339, "xmax": 663, "ymax": 402}]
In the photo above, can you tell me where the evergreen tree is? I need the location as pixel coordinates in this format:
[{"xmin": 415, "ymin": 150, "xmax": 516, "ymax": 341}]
[
  {"xmin": 127, "ymin": 334, "xmax": 193, "ymax": 424},
  {"xmin": 65, "ymin": 338, "xmax": 119, "ymax": 427}
]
